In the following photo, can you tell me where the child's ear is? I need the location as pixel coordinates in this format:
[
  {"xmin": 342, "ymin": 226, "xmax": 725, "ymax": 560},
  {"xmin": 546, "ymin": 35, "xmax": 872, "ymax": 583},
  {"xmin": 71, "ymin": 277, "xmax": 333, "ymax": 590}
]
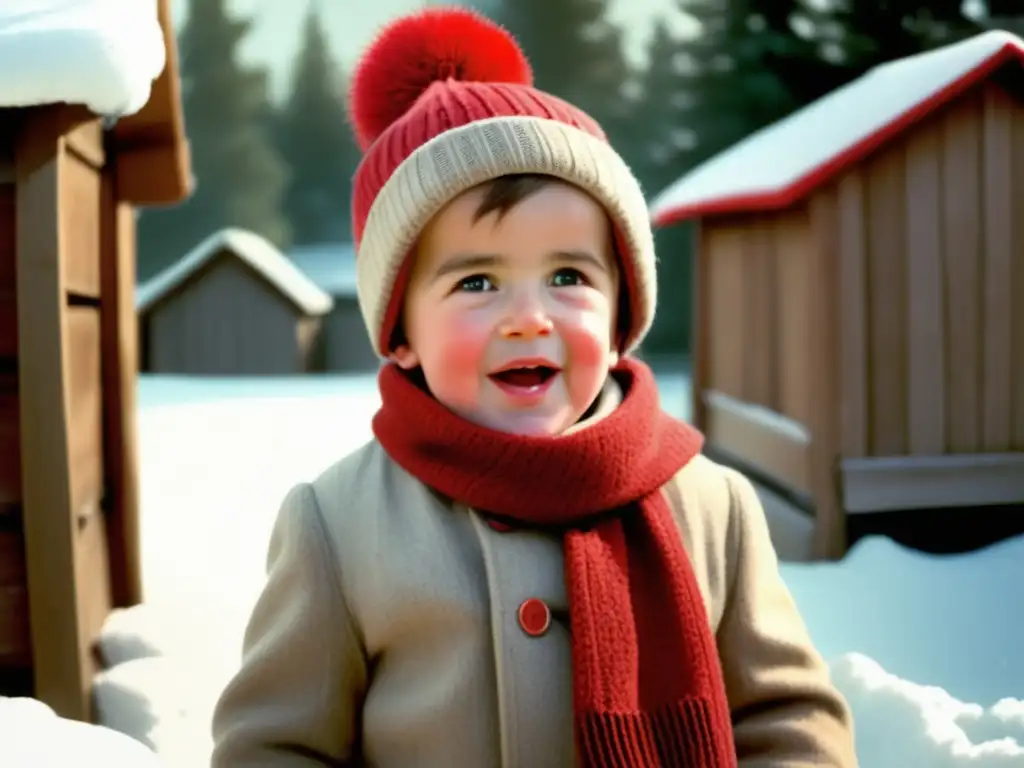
[{"xmin": 391, "ymin": 344, "xmax": 420, "ymax": 370}]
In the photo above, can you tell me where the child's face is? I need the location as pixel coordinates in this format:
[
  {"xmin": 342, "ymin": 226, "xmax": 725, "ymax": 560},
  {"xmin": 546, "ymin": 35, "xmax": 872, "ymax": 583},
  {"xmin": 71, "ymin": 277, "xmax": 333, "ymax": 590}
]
[{"xmin": 392, "ymin": 180, "xmax": 620, "ymax": 436}]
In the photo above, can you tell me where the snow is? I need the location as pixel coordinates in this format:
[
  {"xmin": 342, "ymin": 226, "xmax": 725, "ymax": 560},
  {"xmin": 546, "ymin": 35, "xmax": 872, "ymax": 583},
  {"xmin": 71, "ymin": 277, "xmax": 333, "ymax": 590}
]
[
  {"xmin": 1, "ymin": 696, "xmax": 160, "ymax": 767},
  {"xmin": 786, "ymin": 535, "xmax": 1024, "ymax": 765},
  {"xmin": 82, "ymin": 371, "xmax": 1022, "ymax": 766},
  {"xmin": 136, "ymin": 227, "xmax": 335, "ymax": 316},
  {"xmin": 649, "ymin": 29, "xmax": 1024, "ymax": 224},
  {"xmin": 0, "ymin": 0, "xmax": 166, "ymax": 117},
  {"xmin": 835, "ymin": 654, "xmax": 1024, "ymax": 766},
  {"xmin": 289, "ymin": 242, "xmax": 359, "ymax": 298}
]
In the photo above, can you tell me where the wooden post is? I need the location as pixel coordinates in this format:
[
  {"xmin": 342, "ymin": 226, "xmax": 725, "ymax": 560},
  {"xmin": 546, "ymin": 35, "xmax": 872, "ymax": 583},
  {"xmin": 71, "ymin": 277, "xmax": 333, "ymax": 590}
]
[
  {"xmin": 16, "ymin": 110, "xmax": 87, "ymax": 720},
  {"xmin": 15, "ymin": 106, "xmax": 113, "ymax": 721},
  {"xmin": 808, "ymin": 189, "xmax": 847, "ymax": 559},
  {"xmin": 100, "ymin": 164, "xmax": 143, "ymax": 607}
]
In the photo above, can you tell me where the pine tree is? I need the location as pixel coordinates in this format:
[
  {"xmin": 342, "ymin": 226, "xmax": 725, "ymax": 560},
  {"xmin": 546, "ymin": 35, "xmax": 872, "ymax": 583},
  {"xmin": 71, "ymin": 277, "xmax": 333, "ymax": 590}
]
[
  {"xmin": 769, "ymin": 0, "xmax": 985, "ymax": 106},
  {"xmin": 489, "ymin": 0, "xmax": 637, "ymax": 160},
  {"xmin": 635, "ymin": 1, "xmax": 807, "ymax": 356},
  {"xmin": 630, "ymin": 19, "xmax": 700, "ymax": 357},
  {"xmin": 137, "ymin": 0, "xmax": 289, "ymax": 280},
  {"xmin": 986, "ymin": 0, "xmax": 1024, "ymax": 32},
  {"xmin": 673, "ymin": 0, "xmax": 803, "ymax": 164},
  {"xmin": 273, "ymin": 2, "xmax": 361, "ymax": 246},
  {"xmin": 633, "ymin": 19, "xmax": 699, "ymax": 192}
]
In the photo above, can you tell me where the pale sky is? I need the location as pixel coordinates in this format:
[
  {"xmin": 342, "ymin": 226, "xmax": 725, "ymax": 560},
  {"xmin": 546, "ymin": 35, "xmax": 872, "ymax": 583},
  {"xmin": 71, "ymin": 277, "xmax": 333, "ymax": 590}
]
[{"xmin": 170, "ymin": 0, "xmax": 686, "ymax": 103}]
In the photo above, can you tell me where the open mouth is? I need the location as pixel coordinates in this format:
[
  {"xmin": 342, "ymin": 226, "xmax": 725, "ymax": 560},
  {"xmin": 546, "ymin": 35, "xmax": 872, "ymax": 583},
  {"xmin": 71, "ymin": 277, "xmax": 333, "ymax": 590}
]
[{"xmin": 488, "ymin": 363, "xmax": 560, "ymax": 394}]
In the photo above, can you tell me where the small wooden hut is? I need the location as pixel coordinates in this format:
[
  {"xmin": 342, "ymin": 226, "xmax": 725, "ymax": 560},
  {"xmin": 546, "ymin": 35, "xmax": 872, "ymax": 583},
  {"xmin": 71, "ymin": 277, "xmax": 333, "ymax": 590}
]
[
  {"xmin": 0, "ymin": 0, "xmax": 191, "ymax": 721},
  {"xmin": 137, "ymin": 229, "xmax": 333, "ymax": 375},
  {"xmin": 290, "ymin": 242, "xmax": 380, "ymax": 372},
  {"xmin": 649, "ymin": 30, "xmax": 1024, "ymax": 560}
]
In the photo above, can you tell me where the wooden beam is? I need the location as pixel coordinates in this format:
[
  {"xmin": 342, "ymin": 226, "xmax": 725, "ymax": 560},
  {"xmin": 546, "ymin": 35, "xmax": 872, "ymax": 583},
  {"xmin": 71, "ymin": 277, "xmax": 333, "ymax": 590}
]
[
  {"xmin": 703, "ymin": 389, "xmax": 813, "ymax": 495},
  {"xmin": 110, "ymin": 0, "xmax": 192, "ymax": 205},
  {"xmin": 807, "ymin": 190, "xmax": 846, "ymax": 558},
  {"xmin": 114, "ymin": 141, "xmax": 192, "ymax": 205},
  {"xmin": 65, "ymin": 119, "xmax": 105, "ymax": 170},
  {"xmin": 842, "ymin": 453, "xmax": 1024, "ymax": 514},
  {"xmin": 15, "ymin": 114, "xmax": 90, "ymax": 720},
  {"xmin": 99, "ymin": 168, "xmax": 143, "ymax": 607}
]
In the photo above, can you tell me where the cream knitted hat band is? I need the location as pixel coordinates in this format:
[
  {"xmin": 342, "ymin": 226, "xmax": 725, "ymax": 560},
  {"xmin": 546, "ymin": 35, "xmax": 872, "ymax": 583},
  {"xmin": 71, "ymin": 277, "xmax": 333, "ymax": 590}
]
[{"xmin": 355, "ymin": 115, "xmax": 657, "ymax": 358}]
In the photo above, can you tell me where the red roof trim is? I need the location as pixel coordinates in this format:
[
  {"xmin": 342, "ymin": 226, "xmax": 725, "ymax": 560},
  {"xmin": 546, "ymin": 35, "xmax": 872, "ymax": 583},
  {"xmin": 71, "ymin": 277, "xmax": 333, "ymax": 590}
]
[{"xmin": 652, "ymin": 41, "xmax": 1024, "ymax": 228}]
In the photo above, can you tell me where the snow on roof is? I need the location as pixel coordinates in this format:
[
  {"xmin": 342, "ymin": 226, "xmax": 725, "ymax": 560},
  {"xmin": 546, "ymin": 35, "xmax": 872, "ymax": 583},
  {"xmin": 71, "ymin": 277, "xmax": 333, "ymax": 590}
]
[
  {"xmin": 289, "ymin": 242, "xmax": 359, "ymax": 299},
  {"xmin": 650, "ymin": 29, "xmax": 1024, "ymax": 227},
  {"xmin": 0, "ymin": 0, "xmax": 166, "ymax": 117},
  {"xmin": 136, "ymin": 228, "xmax": 334, "ymax": 316}
]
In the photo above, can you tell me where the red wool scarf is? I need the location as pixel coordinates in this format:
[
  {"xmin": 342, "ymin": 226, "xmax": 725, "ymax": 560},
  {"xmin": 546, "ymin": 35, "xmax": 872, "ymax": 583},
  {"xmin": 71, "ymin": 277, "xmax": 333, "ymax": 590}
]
[{"xmin": 372, "ymin": 358, "xmax": 737, "ymax": 767}]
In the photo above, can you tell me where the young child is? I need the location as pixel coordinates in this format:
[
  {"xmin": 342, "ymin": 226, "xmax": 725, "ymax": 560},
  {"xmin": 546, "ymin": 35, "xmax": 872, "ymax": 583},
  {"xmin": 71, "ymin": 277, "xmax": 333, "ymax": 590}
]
[{"xmin": 210, "ymin": 7, "xmax": 856, "ymax": 767}]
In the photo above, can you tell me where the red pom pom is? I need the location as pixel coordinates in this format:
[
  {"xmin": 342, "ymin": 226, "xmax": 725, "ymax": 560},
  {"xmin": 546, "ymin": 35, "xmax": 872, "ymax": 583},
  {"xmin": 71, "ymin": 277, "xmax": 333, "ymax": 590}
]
[{"xmin": 349, "ymin": 7, "xmax": 533, "ymax": 149}]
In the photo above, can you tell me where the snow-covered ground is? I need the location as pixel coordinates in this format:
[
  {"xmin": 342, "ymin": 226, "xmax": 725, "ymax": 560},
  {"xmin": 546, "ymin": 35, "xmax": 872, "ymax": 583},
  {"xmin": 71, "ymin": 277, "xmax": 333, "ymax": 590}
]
[
  {"xmin": 1, "ymin": 696, "xmax": 159, "ymax": 768},
  {"xmin": 89, "ymin": 371, "xmax": 1024, "ymax": 767}
]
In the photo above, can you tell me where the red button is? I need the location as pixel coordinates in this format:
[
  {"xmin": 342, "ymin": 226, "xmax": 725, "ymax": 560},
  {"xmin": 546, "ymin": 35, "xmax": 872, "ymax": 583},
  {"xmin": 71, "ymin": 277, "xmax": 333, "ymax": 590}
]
[
  {"xmin": 517, "ymin": 598, "xmax": 551, "ymax": 637},
  {"xmin": 487, "ymin": 518, "xmax": 514, "ymax": 532}
]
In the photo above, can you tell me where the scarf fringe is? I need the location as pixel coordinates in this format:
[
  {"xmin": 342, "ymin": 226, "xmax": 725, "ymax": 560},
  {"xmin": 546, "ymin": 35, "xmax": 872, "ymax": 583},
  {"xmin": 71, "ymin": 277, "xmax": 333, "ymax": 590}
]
[{"xmin": 577, "ymin": 697, "xmax": 736, "ymax": 768}]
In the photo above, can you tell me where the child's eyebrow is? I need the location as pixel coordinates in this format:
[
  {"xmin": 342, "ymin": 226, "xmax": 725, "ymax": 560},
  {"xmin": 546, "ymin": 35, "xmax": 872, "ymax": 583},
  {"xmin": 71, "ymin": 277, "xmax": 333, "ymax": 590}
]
[
  {"xmin": 430, "ymin": 250, "xmax": 608, "ymax": 284},
  {"xmin": 552, "ymin": 250, "xmax": 610, "ymax": 274},
  {"xmin": 431, "ymin": 253, "xmax": 503, "ymax": 283}
]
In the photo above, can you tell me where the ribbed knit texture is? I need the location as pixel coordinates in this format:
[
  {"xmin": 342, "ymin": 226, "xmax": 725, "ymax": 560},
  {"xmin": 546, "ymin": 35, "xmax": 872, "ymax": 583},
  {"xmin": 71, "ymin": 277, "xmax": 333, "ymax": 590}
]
[
  {"xmin": 353, "ymin": 80, "xmax": 604, "ymax": 245},
  {"xmin": 372, "ymin": 358, "xmax": 738, "ymax": 767}
]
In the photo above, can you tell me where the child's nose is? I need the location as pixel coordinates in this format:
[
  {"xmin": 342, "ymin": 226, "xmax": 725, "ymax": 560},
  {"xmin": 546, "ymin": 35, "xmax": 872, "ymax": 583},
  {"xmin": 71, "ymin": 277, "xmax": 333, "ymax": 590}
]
[{"xmin": 499, "ymin": 297, "xmax": 553, "ymax": 339}]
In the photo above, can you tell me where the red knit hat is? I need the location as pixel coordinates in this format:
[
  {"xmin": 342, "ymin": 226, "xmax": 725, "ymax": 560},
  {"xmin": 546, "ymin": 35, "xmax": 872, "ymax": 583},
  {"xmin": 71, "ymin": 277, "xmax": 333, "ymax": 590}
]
[{"xmin": 349, "ymin": 7, "xmax": 656, "ymax": 357}]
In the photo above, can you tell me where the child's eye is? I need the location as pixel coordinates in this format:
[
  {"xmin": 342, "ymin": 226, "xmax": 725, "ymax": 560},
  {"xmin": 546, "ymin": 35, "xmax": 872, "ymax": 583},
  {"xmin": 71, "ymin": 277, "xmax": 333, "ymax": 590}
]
[
  {"xmin": 456, "ymin": 274, "xmax": 495, "ymax": 292},
  {"xmin": 550, "ymin": 267, "xmax": 587, "ymax": 288}
]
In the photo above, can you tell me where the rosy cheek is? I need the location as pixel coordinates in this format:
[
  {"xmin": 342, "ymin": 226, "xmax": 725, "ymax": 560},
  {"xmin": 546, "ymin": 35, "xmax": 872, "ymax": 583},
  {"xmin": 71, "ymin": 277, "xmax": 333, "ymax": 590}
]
[
  {"xmin": 559, "ymin": 320, "xmax": 611, "ymax": 370},
  {"xmin": 435, "ymin": 311, "xmax": 491, "ymax": 372},
  {"xmin": 553, "ymin": 295, "xmax": 615, "ymax": 369}
]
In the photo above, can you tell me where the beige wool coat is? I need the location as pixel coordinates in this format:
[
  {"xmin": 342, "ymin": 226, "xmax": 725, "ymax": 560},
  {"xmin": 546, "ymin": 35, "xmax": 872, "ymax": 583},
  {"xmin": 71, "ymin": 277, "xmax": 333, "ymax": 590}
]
[{"xmin": 211, "ymin": 389, "xmax": 856, "ymax": 767}]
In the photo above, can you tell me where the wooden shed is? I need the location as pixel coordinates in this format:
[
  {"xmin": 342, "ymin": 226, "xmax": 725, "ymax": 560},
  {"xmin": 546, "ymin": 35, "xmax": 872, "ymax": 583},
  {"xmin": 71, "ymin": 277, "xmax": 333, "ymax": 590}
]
[
  {"xmin": 290, "ymin": 242, "xmax": 380, "ymax": 372},
  {"xmin": 137, "ymin": 228, "xmax": 333, "ymax": 375},
  {"xmin": 0, "ymin": 0, "xmax": 191, "ymax": 721},
  {"xmin": 649, "ymin": 30, "xmax": 1024, "ymax": 560}
]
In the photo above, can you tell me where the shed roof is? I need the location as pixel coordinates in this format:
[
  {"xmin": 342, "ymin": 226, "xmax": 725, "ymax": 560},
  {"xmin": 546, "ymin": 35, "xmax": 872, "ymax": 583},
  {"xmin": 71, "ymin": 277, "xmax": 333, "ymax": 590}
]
[
  {"xmin": 289, "ymin": 242, "xmax": 358, "ymax": 299},
  {"xmin": 136, "ymin": 228, "xmax": 334, "ymax": 316},
  {"xmin": 649, "ymin": 29, "xmax": 1024, "ymax": 227}
]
